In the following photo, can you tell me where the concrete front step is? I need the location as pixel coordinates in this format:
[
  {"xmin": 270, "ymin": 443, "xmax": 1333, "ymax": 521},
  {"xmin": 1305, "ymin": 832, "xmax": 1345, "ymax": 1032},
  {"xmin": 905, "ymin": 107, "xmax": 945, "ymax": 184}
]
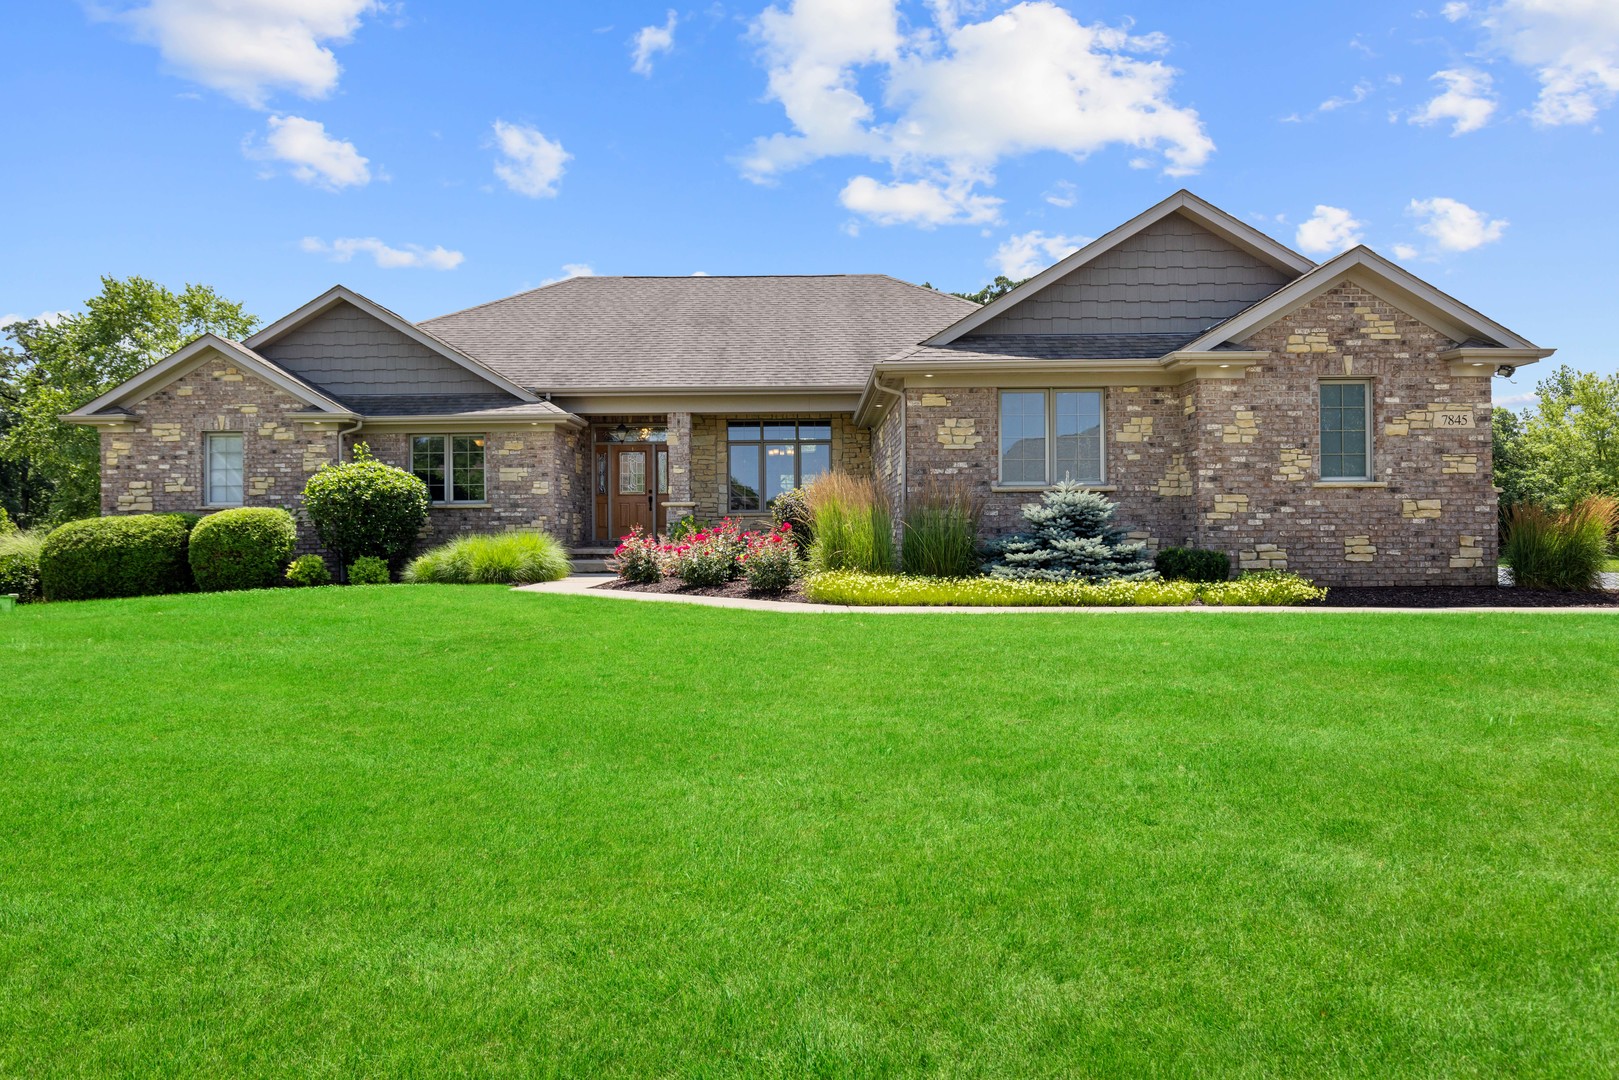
[{"xmin": 570, "ymin": 548, "xmax": 616, "ymax": 575}]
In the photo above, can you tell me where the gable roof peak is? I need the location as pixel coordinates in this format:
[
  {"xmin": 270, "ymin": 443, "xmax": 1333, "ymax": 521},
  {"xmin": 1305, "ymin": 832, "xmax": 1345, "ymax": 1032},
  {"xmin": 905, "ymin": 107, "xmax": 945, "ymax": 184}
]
[
  {"xmin": 922, "ymin": 190, "xmax": 1316, "ymax": 347},
  {"xmin": 246, "ymin": 284, "xmax": 539, "ymax": 402}
]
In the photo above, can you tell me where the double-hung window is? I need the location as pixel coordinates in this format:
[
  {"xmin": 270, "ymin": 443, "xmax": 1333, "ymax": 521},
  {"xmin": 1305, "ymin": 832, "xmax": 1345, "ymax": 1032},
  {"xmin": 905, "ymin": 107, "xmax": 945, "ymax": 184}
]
[
  {"xmin": 998, "ymin": 390, "xmax": 1104, "ymax": 486},
  {"xmin": 1319, "ymin": 381, "xmax": 1372, "ymax": 481},
  {"xmin": 411, "ymin": 434, "xmax": 487, "ymax": 503},
  {"xmin": 205, "ymin": 432, "xmax": 244, "ymax": 506},
  {"xmin": 727, "ymin": 420, "xmax": 832, "ymax": 512}
]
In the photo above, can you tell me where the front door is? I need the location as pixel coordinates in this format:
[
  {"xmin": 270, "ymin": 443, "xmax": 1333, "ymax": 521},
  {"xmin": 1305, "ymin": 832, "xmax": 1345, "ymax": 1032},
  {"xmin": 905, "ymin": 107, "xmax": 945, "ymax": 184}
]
[{"xmin": 610, "ymin": 445, "xmax": 654, "ymax": 538}]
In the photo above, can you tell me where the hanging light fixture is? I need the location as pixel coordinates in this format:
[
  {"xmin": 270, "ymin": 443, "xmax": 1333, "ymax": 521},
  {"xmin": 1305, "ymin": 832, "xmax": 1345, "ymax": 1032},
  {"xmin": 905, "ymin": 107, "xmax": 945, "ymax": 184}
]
[{"xmin": 613, "ymin": 422, "xmax": 630, "ymax": 442}]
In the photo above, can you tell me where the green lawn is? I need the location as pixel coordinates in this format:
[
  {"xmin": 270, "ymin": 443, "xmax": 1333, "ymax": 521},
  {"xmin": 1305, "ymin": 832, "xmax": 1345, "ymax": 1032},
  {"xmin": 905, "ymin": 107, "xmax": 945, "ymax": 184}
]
[{"xmin": 3, "ymin": 588, "xmax": 1618, "ymax": 1077}]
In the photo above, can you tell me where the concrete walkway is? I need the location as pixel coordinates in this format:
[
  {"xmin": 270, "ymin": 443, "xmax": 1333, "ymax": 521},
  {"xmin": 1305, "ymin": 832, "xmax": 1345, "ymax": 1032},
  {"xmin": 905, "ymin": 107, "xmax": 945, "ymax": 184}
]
[{"xmin": 517, "ymin": 575, "xmax": 1619, "ymax": 614}]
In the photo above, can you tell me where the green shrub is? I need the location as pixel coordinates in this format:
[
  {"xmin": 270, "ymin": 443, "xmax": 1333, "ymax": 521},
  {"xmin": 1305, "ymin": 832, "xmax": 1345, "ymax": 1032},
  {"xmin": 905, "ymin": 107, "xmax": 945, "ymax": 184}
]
[
  {"xmin": 1504, "ymin": 496, "xmax": 1617, "ymax": 590},
  {"xmin": 609, "ymin": 527, "xmax": 665, "ymax": 583},
  {"xmin": 740, "ymin": 524, "xmax": 800, "ymax": 594},
  {"xmin": 1155, "ymin": 547, "xmax": 1230, "ymax": 583},
  {"xmin": 900, "ymin": 479, "xmax": 982, "ymax": 577},
  {"xmin": 285, "ymin": 554, "xmax": 332, "ymax": 587},
  {"xmin": 806, "ymin": 472, "xmax": 894, "ymax": 574},
  {"xmin": 769, "ymin": 488, "xmax": 813, "ymax": 552},
  {"xmin": 985, "ymin": 483, "xmax": 1155, "ymax": 582},
  {"xmin": 348, "ymin": 556, "xmax": 392, "ymax": 585},
  {"xmin": 300, "ymin": 443, "xmax": 429, "ymax": 564},
  {"xmin": 0, "ymin": 529, "xmax": 46, "ymax": 603},
  {"xmin": 403, "ymin": 530, "xmax": 571, "ymax": 585},
  {"xmin": 188, "ymin": 507, "xmax": 297, "ymax": 592},
  {"xmin": 666, "ymin": 515, "xmax": 711, "ymax": 542},
  {"xmin": 39, "ymin": 515, "xmax": 195, "ymax": 601},
  {"xmin": 0, "ymin": 507, "xmax": 14, "ymax": 535},
  {"xmin": 802, "ymin": 570, "xmax": 1326, "ymax": 607},
  {"xmin": 666, "ymin": 519, "xmax": 746, "ymax": 587}
]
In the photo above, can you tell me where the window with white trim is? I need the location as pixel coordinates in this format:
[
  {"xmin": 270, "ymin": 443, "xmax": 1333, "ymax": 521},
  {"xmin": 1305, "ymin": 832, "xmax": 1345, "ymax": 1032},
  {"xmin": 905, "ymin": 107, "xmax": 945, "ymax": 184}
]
[
  {"xmin": 411, "ymin": 435, "xmax": 487, "ymax": 503},
  {"xmin": 998, "ymin": 390, "xmax": 1104, "ymax": 486},
  {"xmin": 1319, "ymin": 381, "xmax": 1372, "ymax": 481},
  {"xmin": 205, "ymin": 432, "xmax": 244, "ymax": 506}
]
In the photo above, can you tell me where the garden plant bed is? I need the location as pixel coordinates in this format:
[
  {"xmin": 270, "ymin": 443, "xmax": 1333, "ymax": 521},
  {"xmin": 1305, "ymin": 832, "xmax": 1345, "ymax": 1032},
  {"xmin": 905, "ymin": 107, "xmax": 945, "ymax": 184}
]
[
  {"xmin": 598, "ymin": 576, "xmax": 809, "ymax": 602},
  {"xmin": 597, "ymin": 576, "xmax": 1619, "ymax": 609},
  {"xmin": 1312, "ymin": 586, "xmax": 1619, "ymax": 608}
]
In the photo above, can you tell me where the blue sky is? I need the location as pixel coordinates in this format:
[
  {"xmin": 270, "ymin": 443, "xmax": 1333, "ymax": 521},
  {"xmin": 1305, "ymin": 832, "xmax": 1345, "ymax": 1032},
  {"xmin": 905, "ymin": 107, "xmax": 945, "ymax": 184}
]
[{"xmin": 3, "ymin": 1, "xmax": 1617, "ymax": 404}]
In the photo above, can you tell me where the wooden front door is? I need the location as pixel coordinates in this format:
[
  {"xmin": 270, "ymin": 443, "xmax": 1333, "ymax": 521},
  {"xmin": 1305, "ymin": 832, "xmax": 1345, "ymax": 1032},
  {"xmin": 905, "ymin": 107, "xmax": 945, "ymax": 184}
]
[{"xmin": 610, "ymin": 445, "xmax": 654, "ymax": 539}]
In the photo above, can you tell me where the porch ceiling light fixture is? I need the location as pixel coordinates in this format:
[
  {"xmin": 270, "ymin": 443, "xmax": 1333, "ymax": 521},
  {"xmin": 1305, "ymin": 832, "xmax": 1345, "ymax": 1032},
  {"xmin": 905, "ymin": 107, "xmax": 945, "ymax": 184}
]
[{"xmin": 613, "ymin": 422, "xmax": 629, "ymax": 441}]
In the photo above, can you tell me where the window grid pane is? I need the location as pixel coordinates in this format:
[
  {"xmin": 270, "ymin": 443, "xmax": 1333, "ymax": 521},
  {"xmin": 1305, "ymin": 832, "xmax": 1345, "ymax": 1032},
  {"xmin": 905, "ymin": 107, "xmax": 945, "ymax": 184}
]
[
  {"xmin": 1052, "ymin": 391, "xmax": 1103, "ymax": 483},
  {"xmin": 1000, "ymin": 392, "xmax": 1048, "ymax": 485},
  {"xmin": 726, "ymin": 419, "xmax": 831, "ymax": 511},
  {"xmin": 451, "ymin": 436, "xmax": 485, "ymax": 502},
  {"xmin": 1320, "ymin": 383, "xmax": 1369, "ymax": 479},
  {"xmin": 207, "ymin": 434, "xmax": 244, "ymax": 506},
  {"xmin": 412, "ymin": 435, "xmax": 447, "ymax": 503}
]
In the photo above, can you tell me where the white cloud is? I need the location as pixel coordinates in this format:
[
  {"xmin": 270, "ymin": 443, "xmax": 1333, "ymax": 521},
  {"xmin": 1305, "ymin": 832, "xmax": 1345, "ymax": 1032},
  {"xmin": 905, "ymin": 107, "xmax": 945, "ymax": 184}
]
[
  {"xmin": 1393, "ymin": 243, "xmax": 1421, "ymax": 260},
  {"xmin": 541, "ymin": 263, "xmax": 596, "ymax": 285},
  {"xmin": 991, "ymin": 230, "xmax": 1090, "ymax": 279},
  {"xmin": 1410, "ymin": 68, "xmax": 1498, "ymax": 134},
  {"xmin": 1295, "ymin": 205, "xmax": 1364, "ymax": 256},
  {"xmin": 491, "ymin": 120, "xmax": 570, "ymax": 198},
  {"xmin": 300, "ymin": 236, "xmax": 464, "ymax": 270},
  {"xmin": 1043, "ymin": 180, "xmax": 1078, "ymax": 208},
  {"xmin": 1319, "ymin": 80, "xmax": 1373, "ymax": 111},
  {"xmin": 838, "ymin": 175, "xmax": 1001, "ymax": 227},
  {"xmin": 743, "ymin": 0, "xmax": 1213, "ymax": 225},
  {"xmin": 1455, "ymin": 1, "xmax": 1619, "ymax": 125},
  {"xmin": 105, "ymin": 0, "xmax": 379, "ymax": 108},
  {"xmin": 1408, "ymin": 197, "xmax": 1507, "ymax": 251},
  {"xmin": 1442, "ymin": 2, "xmax": 1471, "ymax": 21},
  {"xmin": 0, "ymin": 309, "xmax": 71, "ymax": 332},
  {"xmin": 632, "ymin": 10, "xmax": 678, "ymax": 76},
  {"xmin": 251, "ymin": 115, "xmax": 371, "ymax": 189}
]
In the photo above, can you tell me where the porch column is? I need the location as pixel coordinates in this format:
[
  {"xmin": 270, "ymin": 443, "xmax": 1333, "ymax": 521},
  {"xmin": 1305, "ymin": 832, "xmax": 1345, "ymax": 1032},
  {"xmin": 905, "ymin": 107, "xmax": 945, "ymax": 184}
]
[{"xmin": 664, "ymin": 411, "xmax": 696, "ymax": 531}]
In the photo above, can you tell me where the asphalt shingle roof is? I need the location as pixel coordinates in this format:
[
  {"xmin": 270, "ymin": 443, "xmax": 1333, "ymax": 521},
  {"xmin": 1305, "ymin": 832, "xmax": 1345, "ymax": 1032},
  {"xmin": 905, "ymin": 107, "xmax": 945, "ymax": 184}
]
[
  {"xmin": 886, "ymin": 333, "xmax": 1201, "ymax": 365},
  {"xmin": 420, "ymin": 275, "xmax": 979, "ymax": 392},
  {"xmin": 332, "ymin": 393, "xmax": 571, "ymax": 418}
]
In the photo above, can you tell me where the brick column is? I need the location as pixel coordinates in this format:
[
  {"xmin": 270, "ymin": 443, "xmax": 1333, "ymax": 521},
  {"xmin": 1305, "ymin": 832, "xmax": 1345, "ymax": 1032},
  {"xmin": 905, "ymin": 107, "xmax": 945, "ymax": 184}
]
[{"xmin": 664, "ymin": 411, "xmax": 696, "ymax": 532}]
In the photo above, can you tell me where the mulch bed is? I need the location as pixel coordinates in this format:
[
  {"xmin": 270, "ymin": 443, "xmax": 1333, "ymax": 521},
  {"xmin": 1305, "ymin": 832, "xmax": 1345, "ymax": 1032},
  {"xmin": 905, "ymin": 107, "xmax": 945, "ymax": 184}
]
[
  {"xmin": 1309, "ymin": 587, "xmax": 1619, "ymax": 608},
  {"xmin": 595, "ymin": 578, "xmax": 1619, "ymax": 608},
  {"xmin": 596, "ymin": 578, "xmax": 810, "ymax": 602}
]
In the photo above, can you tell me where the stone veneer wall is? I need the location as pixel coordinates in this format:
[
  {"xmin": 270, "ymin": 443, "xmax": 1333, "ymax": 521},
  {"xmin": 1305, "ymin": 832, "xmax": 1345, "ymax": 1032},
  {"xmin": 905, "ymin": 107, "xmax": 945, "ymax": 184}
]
[
  {"xmin": 898, "ymin": 282, "xmax": 1497, "ymax": 585},
  {"xmin": 97, "ymin": 351, "xmax": 593, "ymax": 560},
  {"xmin": 688, "ymin": 413, "xmax": 872, "ymax": 524},
  {"xmin": 1200, "ymin": 282, "xmax": 1495, "ymax": 585},
  {"xmin": 98, "ymin": 353, "xmax": 342, "ymax": 553},
  {"xmin": 355, "ymin": 427, "xmax": 589, "ymax": 549},
  {"xmin": 903, "ymin": 385, "xmax": 1195, "ymax": 553}
]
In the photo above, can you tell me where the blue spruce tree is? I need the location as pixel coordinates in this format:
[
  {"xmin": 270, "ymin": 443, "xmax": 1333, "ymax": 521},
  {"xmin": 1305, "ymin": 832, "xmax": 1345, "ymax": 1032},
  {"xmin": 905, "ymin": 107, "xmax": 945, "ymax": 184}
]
[{"xmin": 985, "ymin": 482, "xmax": 1157, "ymax": 582}]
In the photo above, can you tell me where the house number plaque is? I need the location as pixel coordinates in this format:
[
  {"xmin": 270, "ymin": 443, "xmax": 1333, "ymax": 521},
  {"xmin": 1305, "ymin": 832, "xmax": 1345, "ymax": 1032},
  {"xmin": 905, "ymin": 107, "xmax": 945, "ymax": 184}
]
[{"xmin": 1434, "ymin": 410, "xmax": 1475, "ymax": 429}]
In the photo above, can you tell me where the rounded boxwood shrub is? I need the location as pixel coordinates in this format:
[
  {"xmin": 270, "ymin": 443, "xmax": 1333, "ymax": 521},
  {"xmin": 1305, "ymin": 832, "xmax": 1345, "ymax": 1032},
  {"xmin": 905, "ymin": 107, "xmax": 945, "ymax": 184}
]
[
  {"xmin": 348, "ymin": 555, "xmax": 391, "ymax": 585},
  {"xmin": 300, "ymin": 443, "xmax": 429, "ymax": 564},
  {"xmin": 285, "ymin": 554, "xmax": 332, "ymax": 587},
  {"xmin": 188, "ymin": 507, "xmax": 297, "ymax": 592},
  {"xmin": 1154, "ymin": 546, "xmax": 1231, "ymax": 583},
  {"xmin": 0, "ymin": 529, "xmax": 45, "ymax": 603},
  {"xmin": 39, "ymin": 514, "xmax": 195, "ymax": 601}
]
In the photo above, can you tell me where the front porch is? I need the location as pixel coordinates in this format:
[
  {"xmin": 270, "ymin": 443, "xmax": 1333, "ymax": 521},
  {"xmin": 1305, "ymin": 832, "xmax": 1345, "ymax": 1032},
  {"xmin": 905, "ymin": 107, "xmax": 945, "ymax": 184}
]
[{"xmin": 581, "ymin": 411, "xmax": 869, "ymax": 546}]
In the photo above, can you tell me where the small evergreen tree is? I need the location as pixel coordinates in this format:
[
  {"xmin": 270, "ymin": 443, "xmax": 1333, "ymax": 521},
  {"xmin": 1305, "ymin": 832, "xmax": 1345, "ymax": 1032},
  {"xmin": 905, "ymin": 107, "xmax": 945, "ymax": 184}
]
[{"xmin": 985, "ymin": 482, "xmax": 1156, "ymax": 582}]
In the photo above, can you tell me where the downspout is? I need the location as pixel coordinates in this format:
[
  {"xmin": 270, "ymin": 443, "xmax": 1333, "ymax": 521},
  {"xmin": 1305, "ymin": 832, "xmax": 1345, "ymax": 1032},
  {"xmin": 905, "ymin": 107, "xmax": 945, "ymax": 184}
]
[
  {"xmin": 872, "ymin": 379, "xmax": 906, "ymax": 524},
  {"xmin": 335, "ymin": 418, "xmax": 364, "ymax": 462}
]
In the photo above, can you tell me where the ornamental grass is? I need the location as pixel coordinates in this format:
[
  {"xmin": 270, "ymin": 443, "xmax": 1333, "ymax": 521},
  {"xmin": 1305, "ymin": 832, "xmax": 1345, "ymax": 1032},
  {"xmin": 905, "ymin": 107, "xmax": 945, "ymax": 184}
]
[
  {"xmin": 805, "ymin": 471, "xmax": 894, "ymax": 574},
  {"xmin": 1503, "ymin": 496, "xmax": 1618, "ymax": 591},
  {"xmin": 403, "ymin": 530, "xmax": 571, "ymax": 585}
]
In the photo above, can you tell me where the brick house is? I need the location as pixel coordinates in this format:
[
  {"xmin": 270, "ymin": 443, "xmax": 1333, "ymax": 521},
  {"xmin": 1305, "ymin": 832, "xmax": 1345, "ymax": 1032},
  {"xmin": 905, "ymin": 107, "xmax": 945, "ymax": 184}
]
[{"xmin": 67, "ymin": 191, "xmax": 1551, "ymax": 584}]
